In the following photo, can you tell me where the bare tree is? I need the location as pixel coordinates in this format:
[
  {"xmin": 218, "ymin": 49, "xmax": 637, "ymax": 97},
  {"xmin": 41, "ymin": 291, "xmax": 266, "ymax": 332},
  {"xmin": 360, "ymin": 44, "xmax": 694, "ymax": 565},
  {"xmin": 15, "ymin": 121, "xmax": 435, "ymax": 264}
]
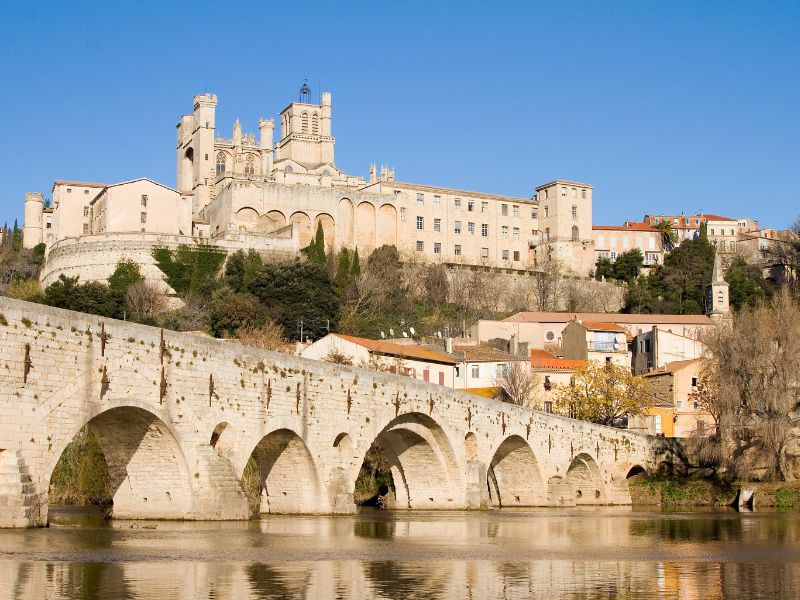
[
  {"xmin": 701, "ymin": 292, "xmax": 800, "ymax": 480},
  {"xmin": 322, "ymin": 347, "xmax": 354, "ymax": 365},
  {"xmin": 528, "ymin": 252, "xmax": 566, "ymax": 311},
  {"xmin": 125, "ymin": 280, "xmax": 167, "ymax": 322},
  {"xmin": 235, "ymin": 321, "xmax": 292, "ymax": 353},
  {"xmin": 494, "ymin": 362, "xmax": 541, "ymax": 407}
]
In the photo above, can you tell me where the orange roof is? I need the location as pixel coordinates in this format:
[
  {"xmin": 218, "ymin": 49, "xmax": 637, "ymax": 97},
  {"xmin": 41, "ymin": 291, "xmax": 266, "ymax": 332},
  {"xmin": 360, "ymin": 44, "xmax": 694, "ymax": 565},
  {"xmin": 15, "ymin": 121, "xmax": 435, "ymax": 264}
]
[
  {"xmin": 332, "ymin": 334, "xmax": 459, "ymax": 364},
  {"xmin": 642, "ymin": 358, "xmax": 704, "ymax": 377},
  {"xmin": 579, "ymin": 321, "xmax": 627, "ymax": 333},
  {"xmin": 592, "ymin": 222, "xmax": 659, "ymax": 232},
  {"xmin": 464, "ymin": 387, "xmax": 501, "ymax": 399},
  {"xmin": 698, "ymin": 213, "xmax": 737, "ymax": 222},
  {"xmin": 504, "ymin": 312, "xmax": 713, "ymax": 326},
  {"xmin": 530, "ymin": 349, "xmax": 587, "ymax": 371},
  {"xmin": 453, "ymin": 344, "xmax": 527, "ymax": 363}
]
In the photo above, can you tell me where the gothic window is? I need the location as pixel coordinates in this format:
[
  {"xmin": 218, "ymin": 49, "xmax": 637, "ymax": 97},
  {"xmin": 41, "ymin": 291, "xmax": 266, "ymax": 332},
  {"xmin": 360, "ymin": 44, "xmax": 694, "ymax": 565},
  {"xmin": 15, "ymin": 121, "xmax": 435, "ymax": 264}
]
[
  {"xmin": 312, "ymin": 113, "xmax": 320, "ymax": 134},
  {"xmin": 216, "ymin": 152, "xmax": 226, "ymax": 177},
  {"xmin": 244, "ymin": 154, "xmax": 255, "ymax": 176},
  {"xmin": 301, "ymin": 112, "xmax": 309, "ymax": 132},
  {"xmin": 572, "ymin": 225, "xmax": 580, "ymax": 241}
]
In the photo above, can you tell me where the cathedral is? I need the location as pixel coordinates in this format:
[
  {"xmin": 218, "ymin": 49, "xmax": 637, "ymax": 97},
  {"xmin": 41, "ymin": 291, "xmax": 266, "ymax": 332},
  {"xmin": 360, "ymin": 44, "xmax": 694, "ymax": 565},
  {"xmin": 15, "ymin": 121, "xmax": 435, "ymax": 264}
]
[{"xmin": 23, "ymin": 85, "xmax": 597, "ymax": 289}]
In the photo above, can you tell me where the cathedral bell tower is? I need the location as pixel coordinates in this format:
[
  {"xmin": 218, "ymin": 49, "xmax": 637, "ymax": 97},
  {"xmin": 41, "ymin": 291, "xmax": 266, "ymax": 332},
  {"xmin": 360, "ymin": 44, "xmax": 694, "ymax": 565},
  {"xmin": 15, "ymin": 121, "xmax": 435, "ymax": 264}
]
[
  {"xmin": 274, "ymin": 83, "xmax": 334, "ymax": 169},
  {"xmin": 707, "ymin": 251, "xmax": 730, "ymax": 321}
]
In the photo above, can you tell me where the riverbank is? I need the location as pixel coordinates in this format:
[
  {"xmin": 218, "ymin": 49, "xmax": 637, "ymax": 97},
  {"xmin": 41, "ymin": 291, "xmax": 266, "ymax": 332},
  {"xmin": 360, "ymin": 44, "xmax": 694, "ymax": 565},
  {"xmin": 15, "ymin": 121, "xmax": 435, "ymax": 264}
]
[{"xmin": 629, "ymin": 474, "xmax": 800, "ymax": 508}]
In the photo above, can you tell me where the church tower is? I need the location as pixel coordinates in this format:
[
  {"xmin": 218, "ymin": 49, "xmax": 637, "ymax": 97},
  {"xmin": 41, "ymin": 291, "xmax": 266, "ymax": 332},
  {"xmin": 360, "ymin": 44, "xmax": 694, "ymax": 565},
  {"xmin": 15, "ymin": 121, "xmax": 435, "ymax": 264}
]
[
  {"xmin": 176, "ymin": 93, "xmax": 217, "ymax": 216},
  {"xmin": 274, "ymin": 83, "xmax": 334, "ymax": 169},
  {"xmin": 707, "ymin": 251, "xmax": 730, "ymax": 320}
]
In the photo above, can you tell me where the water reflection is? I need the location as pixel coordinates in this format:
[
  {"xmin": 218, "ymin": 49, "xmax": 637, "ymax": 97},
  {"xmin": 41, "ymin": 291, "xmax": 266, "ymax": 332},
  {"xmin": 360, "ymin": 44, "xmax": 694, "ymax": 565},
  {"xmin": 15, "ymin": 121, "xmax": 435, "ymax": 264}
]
[{"xmin": 0, "ymin": 507, "xmax": 799, "ymax": 599}]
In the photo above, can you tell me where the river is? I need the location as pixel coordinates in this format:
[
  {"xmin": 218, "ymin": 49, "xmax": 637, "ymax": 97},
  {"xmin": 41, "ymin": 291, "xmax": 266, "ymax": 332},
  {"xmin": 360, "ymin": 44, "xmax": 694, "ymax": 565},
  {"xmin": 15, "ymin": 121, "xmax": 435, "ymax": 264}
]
[{"xmin": 0, "ymin": 507, "xmax": 798, "ymax": 599}]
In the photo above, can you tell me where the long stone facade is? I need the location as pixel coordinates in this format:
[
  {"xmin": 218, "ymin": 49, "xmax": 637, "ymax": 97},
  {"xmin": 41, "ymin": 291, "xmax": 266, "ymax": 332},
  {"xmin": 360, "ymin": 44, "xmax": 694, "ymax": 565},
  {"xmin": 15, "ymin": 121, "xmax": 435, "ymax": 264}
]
[{"xmin": 0, "ymin": 297, "xmax": 661, "ymax": 527}]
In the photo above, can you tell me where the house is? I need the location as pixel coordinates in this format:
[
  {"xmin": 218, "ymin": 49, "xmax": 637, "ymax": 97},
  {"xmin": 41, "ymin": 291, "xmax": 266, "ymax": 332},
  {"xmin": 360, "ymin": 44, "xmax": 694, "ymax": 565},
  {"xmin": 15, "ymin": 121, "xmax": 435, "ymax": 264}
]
[
  {"xmin": 592, "ymin": 221, "xmax": 665, "ymax": 267},
  {"xmin": 300, "ymin": 334, "xmax": 460, "ymax": 387},
  {"xmin": 529, "ymin": 349, "xmax": 587, "ymax": 413},
  {"xmin": 632, "ymin": 327, "xmax": 706, "ymax": 375},
  {"xmin": 452, "ymin": 342, "xmax": 529, "ymax": 390},
  {"xmin": 628, "ymin": 395, "xmax": 676, "ymax": 437},
  {"xmin": 562, "ymin": 320, "xmax": 630, "ymax": 367},
  {"xmin": 641, "ymin": 358, "xmax": 714, "ymax": 438}
]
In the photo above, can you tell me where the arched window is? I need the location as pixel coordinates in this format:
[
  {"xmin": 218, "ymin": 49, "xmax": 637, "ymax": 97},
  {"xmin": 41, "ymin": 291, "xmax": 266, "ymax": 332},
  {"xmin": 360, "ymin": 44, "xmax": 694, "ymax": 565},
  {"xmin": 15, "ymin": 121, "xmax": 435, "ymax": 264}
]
[
  {"xmin": 216, "ymin": 152, "xmax": 226, "ymax": 177},
  {"xmin": 572, "ymin": 225, "xmax": 580, "ymax": 241},
  {"xmin": 285, "ymin": 165, "xmax": 293, "ymax": 173},
  {"xmin": 244, "ymin": 154, "xmax": 255, "ymax": 177},
  {"xmin": 301, "ymin": 112, "xmax": 309, "ymax": 132},
  {"xmin": 312, "ymin": 113, "xmax": 320, "ymax": 135}
]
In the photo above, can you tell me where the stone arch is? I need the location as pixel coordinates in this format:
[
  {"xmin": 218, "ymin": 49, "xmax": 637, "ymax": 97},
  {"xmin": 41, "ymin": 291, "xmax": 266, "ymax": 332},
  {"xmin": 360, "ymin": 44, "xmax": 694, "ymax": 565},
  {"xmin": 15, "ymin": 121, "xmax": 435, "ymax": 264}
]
[
  {"xmin": 355, "ymin": 202, "xmax": 376, "ymax": 250},
  {"xmin": 353, "ymin": 412, "xmax": 462, "ymax": 509},
  {"xmin": 337, "ymin": 198, "xmax": 354, "ymax": 247},
  {"xmin": 267, "ymin": 210, "xmax": 286, "ymax": 228},
  {"xmin": 47, "ymin": 406, "xmax": 192, "ymax": 520},
  {"xmin": 566, "ymin": 452, "xmax": 606, "ymax": 505},
  {"xmin": 236, "ymin": 207, "xmax": 259, "ymax": 229},
  {"xmin": 487, "ymin": 435, "xmax": 545, "ymax": 507},
  {"xmin": 210, "ymin": 422, "xmax": 229, "ymax": 448},
  {"xmin": 290, "ymin": 211, "xmax": 313, "ymax": 247},
  {"xmin": 247, "ymin": 428, "xmax": 323, "ymax": 514},
  {"xmin": 377, "ymin": 204, "xmax": 398, "ymax": 246},
  {"xmin": 626, "ymin": 465, "xmax": 647, "ymax": 479},
  {"xmin": 314, "ymin": 213, "xmax": 336, "ymax": 250}
]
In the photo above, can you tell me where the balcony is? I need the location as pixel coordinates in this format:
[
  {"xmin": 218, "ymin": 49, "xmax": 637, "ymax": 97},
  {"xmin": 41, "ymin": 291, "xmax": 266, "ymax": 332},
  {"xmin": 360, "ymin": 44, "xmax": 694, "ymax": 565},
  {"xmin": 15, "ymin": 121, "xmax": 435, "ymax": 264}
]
[{"xmin": 588, "ymin": 341, "xmax": 624, "ymax": 352}]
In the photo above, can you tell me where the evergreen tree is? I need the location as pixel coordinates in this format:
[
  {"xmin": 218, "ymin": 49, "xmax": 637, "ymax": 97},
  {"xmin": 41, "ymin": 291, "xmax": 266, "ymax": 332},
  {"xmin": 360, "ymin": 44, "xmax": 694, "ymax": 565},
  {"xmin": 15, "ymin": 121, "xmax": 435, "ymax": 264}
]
[
  {"xmin": 225, "ymin": 249, "xmax": 263, "ymax": 293},
  {"xmin": 334, "ymin": 247, "xmax": 352, "ymax": 292},
  {"xmin": 612, "ymin": 249, "xmax": 644, "ymax": 282},
  {"xmin": 351, "ymin": 247, "xmax": 361, "ymax": 277},
  {"xmin": 725, "ymin": 256, "xmax": 772, "ymax": 310},
  {"xmin": 302, "ymin": 222, "xmax": 327, "ymax": 267}
]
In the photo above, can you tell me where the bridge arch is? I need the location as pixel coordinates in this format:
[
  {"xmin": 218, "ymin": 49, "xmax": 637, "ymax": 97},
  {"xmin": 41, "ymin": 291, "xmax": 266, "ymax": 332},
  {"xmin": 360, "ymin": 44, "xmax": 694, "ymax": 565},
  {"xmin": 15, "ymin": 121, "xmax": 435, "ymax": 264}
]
[
  {"xmin": 487, "ymin": 435, "xmax": 546, "ymax": 507},
  {"xmin": 354, "ymin": 412, "xmax": 463, "ymax": 509},
  {"xmin": 246, "ymin": 428, "xmax": 324, "ymax": 514},
  {"xmin": 47, "ymin": 404, "xmax": 193, "ymax": 520},
  {"xmin": 566, "ymin": 452, "xmax": 606, "ymax": 505}
]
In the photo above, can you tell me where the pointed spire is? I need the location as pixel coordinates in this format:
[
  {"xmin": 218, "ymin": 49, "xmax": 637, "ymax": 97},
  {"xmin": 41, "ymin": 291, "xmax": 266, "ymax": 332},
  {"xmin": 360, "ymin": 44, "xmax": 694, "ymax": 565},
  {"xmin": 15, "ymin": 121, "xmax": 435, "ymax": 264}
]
[{"xmin": 712, "ymin": 250, "xmax": 725, "ymax": 283}]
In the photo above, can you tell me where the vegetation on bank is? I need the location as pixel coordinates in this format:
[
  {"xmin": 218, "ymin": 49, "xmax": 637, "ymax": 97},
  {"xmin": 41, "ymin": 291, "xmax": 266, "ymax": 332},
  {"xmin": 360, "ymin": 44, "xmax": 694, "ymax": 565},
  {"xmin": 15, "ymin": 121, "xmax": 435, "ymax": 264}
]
[
  {"xmin": 629, "ymin": 474, "xmax": 800, "ymax": 508},
  {"xmin": 49, "ymin": 428, "xmax": 111, "ymax": 506}
]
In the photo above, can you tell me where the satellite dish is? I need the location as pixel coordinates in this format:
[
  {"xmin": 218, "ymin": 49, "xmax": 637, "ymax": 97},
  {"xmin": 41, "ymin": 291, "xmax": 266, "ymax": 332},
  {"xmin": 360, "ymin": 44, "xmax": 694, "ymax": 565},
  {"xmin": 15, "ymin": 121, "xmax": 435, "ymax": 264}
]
[
  {"xmin": 389, "ymin": 328, "xmax": 395, "ymax": 336},
  {"xmin": 380, "ymin": 331, "xmax": 386, "ymax": 339},
  {"xmin": 409, "ymin": 326, "xmax": 416, "ymax": 335},
  {"xmin": 402, "ymin": 332, "xmax": 408, "ymax": 338}
]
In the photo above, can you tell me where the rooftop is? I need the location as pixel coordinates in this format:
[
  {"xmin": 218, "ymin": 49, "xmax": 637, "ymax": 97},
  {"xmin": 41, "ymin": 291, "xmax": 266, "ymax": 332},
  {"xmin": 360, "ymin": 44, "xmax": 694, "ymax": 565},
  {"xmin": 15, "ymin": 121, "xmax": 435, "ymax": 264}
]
[
  {"xmin": 535, "ymin": 179, "xmax": 593, "ymax": 191},
  {"xmin": 530, "ymin": 349, "xmax": 587, "ymax": 371},
  {"xmin": 503, "ymin": 312, "xmax": 713, "ymax": 326},
  {"xmin": 332, "ymin": 334, "xmax": 460, "ymax": 364},
  {"xmin": 577, "ymin": 321, "xmax": 628, "ymax": 333},
  {"xmin": 452, "ymin": 343, "xmax": 527, "ymax": 363},
  {"xmin": 642, "ymin": 358, "xmax": 704, "ymax": 377},
  {"xmin": 377, "ymin": 180, "xmax": 533, "ymax": 204},
  {"xmin": 593, "ymin": 222, "xmax": 659, "ymax": 232}
]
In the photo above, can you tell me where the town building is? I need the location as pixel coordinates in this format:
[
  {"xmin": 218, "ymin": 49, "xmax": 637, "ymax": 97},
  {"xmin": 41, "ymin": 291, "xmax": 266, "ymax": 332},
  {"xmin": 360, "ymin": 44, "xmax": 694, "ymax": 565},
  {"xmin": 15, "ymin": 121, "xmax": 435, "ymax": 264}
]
[
  {"xmin": 642, "ymin": 212, "xmax": 757, "ymax": 249},
  {"xmin": 631, "ymin": 327, "xmax": 706, "ymax": 376},
  {"xmin": 530, "ymin": 349, "xmax": 587, "ymax": 412},
  {"xmin": 561, "ymin": 320, "xmax": 630, "ymax": 367},
  {"xmin": 640, "ymin": 358, "xmax": 714, "ymax": 437},
  {"xmin": 592, "ymin": 222, "xmax": 665, "ymax": 268}
]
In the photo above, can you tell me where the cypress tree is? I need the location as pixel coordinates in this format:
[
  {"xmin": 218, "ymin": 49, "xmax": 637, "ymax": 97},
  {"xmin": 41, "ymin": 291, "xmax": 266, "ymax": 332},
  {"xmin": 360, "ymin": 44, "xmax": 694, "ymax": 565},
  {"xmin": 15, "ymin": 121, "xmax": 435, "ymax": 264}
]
[
  {"xmin": 334, "ymin": 248, "xmax": 351, "ymax": 292},
  {"xmin": 351, "ymin": 247, "xmax": 361, "ymax": 277}
]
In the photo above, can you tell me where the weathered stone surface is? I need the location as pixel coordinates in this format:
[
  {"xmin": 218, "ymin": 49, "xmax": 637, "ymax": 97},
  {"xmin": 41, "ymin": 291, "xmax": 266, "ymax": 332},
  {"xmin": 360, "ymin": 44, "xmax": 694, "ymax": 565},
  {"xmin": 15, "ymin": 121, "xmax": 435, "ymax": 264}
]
[{"xmin": 0, "ymin": 297, "xmax": 659, "ymax": 527}]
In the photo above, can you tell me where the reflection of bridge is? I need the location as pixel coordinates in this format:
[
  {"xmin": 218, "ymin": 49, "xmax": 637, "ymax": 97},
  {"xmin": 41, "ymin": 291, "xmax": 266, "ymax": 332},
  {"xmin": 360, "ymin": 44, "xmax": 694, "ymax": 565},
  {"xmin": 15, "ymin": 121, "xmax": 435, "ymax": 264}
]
[{"xmin": 0, "ymin": 297, "xmax": 659, "ymax": 527}]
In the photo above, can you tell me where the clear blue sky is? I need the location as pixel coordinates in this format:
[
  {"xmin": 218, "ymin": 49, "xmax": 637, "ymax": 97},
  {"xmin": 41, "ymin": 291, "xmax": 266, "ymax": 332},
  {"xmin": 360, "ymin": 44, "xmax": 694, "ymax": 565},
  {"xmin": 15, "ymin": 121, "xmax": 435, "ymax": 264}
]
[{"xmin": 1, "ymin": 1, "xmax": 798, "ymax": 229}]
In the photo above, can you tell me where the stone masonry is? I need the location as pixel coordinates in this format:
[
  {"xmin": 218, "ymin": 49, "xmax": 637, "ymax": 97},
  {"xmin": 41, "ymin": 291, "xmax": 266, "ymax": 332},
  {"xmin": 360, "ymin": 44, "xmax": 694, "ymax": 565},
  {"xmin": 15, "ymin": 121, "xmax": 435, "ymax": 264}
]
[{"xmin": 0, "ymin": 297, "xmax": 661, "ymax": 527}]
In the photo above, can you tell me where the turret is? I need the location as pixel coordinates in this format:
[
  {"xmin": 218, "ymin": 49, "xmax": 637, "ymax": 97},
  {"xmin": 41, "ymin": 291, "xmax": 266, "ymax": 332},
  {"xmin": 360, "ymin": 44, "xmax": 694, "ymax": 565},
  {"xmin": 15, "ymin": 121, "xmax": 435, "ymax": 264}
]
[
  {"xmin": 321, "ymin": 91, "xmax": 332, "ymax": 137},
  {"xmin": 177, "ymin": 93, "xmax": 218, "ymax": 215},
  {"xmin": 259, "ymin": 117, "xmax": 275, "ymax": 174},
  {"xmin": 23, "ymin": 192, "xmax": 44, "ymax": 248},
  {"xmin": 233, "ymin": 118, "xmax": 242, "ymax": 147}
]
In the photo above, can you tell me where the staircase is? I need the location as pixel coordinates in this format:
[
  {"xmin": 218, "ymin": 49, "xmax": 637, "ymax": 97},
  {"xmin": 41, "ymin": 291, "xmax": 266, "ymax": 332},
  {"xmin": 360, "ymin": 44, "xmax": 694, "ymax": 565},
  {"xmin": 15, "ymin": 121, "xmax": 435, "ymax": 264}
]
[{"xmin": 0, "ymin": 450, "xmax": 44, "ymax": 527}]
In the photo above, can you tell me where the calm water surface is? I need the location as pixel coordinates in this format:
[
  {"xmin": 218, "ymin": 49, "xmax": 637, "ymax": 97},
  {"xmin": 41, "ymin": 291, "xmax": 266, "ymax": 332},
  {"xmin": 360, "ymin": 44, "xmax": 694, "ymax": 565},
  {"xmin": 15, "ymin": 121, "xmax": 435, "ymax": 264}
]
[{"xmin": 0, "ymin": 506, "xmax": 799, "ymax": 599}]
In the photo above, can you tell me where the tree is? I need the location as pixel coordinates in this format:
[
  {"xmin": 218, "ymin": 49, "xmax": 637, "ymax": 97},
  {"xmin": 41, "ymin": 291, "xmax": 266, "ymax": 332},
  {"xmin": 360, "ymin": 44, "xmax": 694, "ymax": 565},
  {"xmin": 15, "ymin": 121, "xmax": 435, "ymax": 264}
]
[
  {"xmin": 530, "ymin": 252, "xmax": 565, "ymax": 311},
  {"xmin": 700, "ymin": 293, "xmax": 800, "ymax": 481},
  {"xmin": 725, "ymin": 255, "xmax": 772, "ymax": 310},
  {"xmin": 612, "ymin": 249, "xmax": 644, "ymax": 282},
  {"xmin": 225, "ymin": 249, "xmax": 263, "ymax": 293},
  {"xmin": 107, "ymin": 259, "xmax": 143, "ymax": 295},
  {"xmin": 235, "ymin": 321, "xmax": 292, "ymax": 353},
  {"xmin": 302, "ymin": 222, "xmax": 327, "ymax": 267},
  {"xmin": 125, "ymin": 280, "xmax": 166, "ymax": 323},
  {"xmin": 43, "ymin": 275, "xmax": 120, "ymax": 318},
  {"xmin": 422, "ymin": 263, "xmax": 449, "ymax": 304},
  {"xmin": 333, "ymin": 247, "xmax": 352, "ymax": 293},
  {"xmin": 652, "ymin": 219, "xmax": 679, "ymax": 251},
  {"xmin": 494, "ymin": 362, "xmax": 541, "ymax": 407},
  {"xmin": 322, "ymin": 347, "xmax": 354, "ymax": 365},
  {"xmin": 351, "ymin": 247, "xmax": 361, "ymax": 277},
  {"xmin": 206, "ymin": 290, "xmax": 266, "ymax": 337},
  {"xmin": 250, "ymin": 260, "xmax": 340, "ymax": 341},
  {"xmin": 594, "ymin": 257, "xmax": 613, "ymax": 281},
  {"xmin": 554, "ymin": 362, "xmax": 648, "ymax": 426}
]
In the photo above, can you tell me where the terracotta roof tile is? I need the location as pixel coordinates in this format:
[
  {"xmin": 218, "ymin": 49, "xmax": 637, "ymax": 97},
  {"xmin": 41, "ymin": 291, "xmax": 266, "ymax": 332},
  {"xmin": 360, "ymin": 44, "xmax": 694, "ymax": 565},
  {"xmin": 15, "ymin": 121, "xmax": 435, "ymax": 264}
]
[
  {"xmin": 592, "ymin": 222, "xmax": 659, "ymax": 232},
  {"xmin": 453, "ymin": 344, "xmax": 527, "ymax": 362},
  {"xmin": 530, "ymin": 349, "xmax": 587, "ymax": 371},
  {"xmin": 333, "ymin": 334, "xmax": 459, "ymax": 364},
  {"xmin": 464, "ymin": 387, "xmax": 501, "ymax": 398},
  {"xmin": 579, "ymin": 321, "xmax": 627, "ymax": 333},
  {"xmin": 503, "ymin": 312, "xmax": 713, "ymax": 326},
  {"xmin": 641, "ymin": 358, "xmax": 704, "ymax": 377}
]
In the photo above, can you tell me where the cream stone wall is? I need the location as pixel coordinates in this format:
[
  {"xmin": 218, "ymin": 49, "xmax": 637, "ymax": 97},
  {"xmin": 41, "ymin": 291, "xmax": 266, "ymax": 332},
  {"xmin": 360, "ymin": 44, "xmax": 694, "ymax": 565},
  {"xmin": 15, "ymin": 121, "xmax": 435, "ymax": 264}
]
[
  {"xmin": 0, "ymin": 297, "xmax": 661, "ymax": 527},
  {"xmin": 592, "ymin": 226, "xmax": 665, "ymax": 266},
  {"xmin": 90, "ymin": 179, "xmax": 192, "ymax": 236}
]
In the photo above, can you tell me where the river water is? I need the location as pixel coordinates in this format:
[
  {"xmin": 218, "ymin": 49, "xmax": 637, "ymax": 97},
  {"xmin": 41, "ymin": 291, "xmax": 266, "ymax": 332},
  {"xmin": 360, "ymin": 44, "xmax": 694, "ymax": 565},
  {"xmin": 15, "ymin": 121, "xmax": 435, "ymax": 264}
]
[{"xmin": 0, "ymin": 507, "xmax": 798, "ymax": 599}]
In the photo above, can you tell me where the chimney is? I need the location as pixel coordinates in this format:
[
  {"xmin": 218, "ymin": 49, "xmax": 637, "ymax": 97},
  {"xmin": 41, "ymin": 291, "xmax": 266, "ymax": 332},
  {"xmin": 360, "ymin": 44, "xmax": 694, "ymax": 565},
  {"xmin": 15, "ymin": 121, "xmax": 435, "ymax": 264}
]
[
  {"xmin": 510, "ymin": 334, "xmax": 519, "ymax": 357},
  {"xmin": 445, "ymin": 338, "xmax": 453, "ymax": 354}
]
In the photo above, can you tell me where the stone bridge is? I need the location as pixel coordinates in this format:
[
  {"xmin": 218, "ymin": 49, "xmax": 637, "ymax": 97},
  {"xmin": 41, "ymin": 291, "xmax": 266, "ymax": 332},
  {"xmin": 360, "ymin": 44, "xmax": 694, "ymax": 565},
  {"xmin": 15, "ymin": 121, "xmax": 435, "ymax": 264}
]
[{"xmin": 0, "ymin": 297, "xmax": 660, "ymax": 527}]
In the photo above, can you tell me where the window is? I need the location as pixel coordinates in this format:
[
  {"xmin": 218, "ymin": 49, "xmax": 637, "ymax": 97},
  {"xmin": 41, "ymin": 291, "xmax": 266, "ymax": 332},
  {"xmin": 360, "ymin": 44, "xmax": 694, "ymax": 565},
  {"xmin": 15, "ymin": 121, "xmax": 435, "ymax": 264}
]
[
  {"xmin": 416, "ymin": 240, "xmax": 424, "ymax": 252},
  {"xmin": 433, "ymin": 195, "xmax": 441, "ymax": 208},
  {"xmin": 481, "ymin": 201, "xmax": 488, "ymax": 214},
  {"xmin": 468, "ymin": 200, "xmax": 475, "ymax": 212},
  {"xmin": 572, "ymin": 226, "xmax": 579, "ymax": 241},
  {"xmin": 434, "ymin": 218, "xmax": 441, "ymax": 232},
  {"xmin": 285, "ymin": 165, "xmax": 293, "ymax": 173},
  {"xmin": 512, "ymin": 205, "xmax": 519, "ymax": 217},
  {"xmin": 502, "ymin": 249, "xmax": 509, "ymax": 260},
  {"xmin": 454, "ymin": 244, "xmax": 462, "ymax": 256},
  {"xmin": 416, "ymin": 216, "xmax": 424, "ymax": 230},
  {"xmin": 513, "ymin": 227, "xmax": 520, "ymax": 240},
  {"xmin": 468, "ymin": 222, "xmax": 475, "ymax": 235},
  {"xmin": 400, "ymin": 207, "xmax": 406, "ymax": 222},
  {"xmin": 454, "ymin": 221, "xmax": 462, "ymax": 234},
  {"xmin": 481, "ymin": 247, "xmax": 489, "ymax": 258},
  {"xmin": 542, "ymin": 189, "xmax": 548, "ymax": 199},
  {"xmin": 710, "ymin": 229, "xmax": 715, "ymax": 235},
  {"xmin": 454, "ymin": 197, "xmax": 462, "ymax": 209},
  {"xmin": 481, "ymin": 224, "xmax": 488, "ymax": 237},
  {"xmin": 216, "ymin": 152, "xmax": 226, "ymax": 176},
  {"xmin": 572, "ymin": 205, "xmax": 578, "ymax": 219},
  {"xmin": 544, "ymin": 401, "xmax": 553, "ymax": 413},
  {"xmin": 571, "ymin": 188, "xmax": 577, "ymax": 197},
  {"xmin": 546, "ymin": 331, "xmax": 555, "ymax": 341},
  {"xmin": 582, "ymin": 189, "xmax": 587, "ymax": 199},
  {"xmin": 244, "ymin": 154, "xmax": 255, "ymax": 176},
  {"xmin": 532, "ymin": 209, "xmax": 537, "ymax": 219},
  {"xmin": 545, "ymin": 227, "xmax": 551, "ymax": 241},
  {"xmin": 471, "ymin": 365, "xmax": 480, "ymax": 378},
  {"xmin": 82, "ymin": 223, "xmax": 89, "ymax": 234},
  {"xmin": 46, "ymin": 221, "xmax": 51, "ymax": 229},
  {"xmin": 561, "ymin": 186, "xmax": 566, "ymax": 196},
  {"xmin": 67, "ymin": 188, "xmax": 72, "ymax": 193},
  {"xmin": 141, "ymin": 195, "xmax": 148, "ymax": 207},
  {"xmin": 434, "ymin": 242, "xmax": 441, "ymax": 254},
  {"xmin": 544, "ymin": 206, "xmax": 549, "ymax": 218},
  {"xmin": 439, "ymin": 372, "xmax": 445, "ymax": 386},
  {"xmin": 416, "ymin": 193, "xmax": 424, "ymax": 205},
  {"xmin": 693, "ymin": 401, "xmax": 700, "ymax": 410},
  {"xmin": 677, "ymin": 399, "xmax": 684, "ymax": 408},
  {"xmin": 654, "ymin": 414, "xmax": 662, "ymax": 434},
  {"xmin": 691, "ymin": 377, "xmax": 698, "ymax": 388},
  {"xmin": 140, "ymin": 212, "xmax": 147, "ymax": 224},
  {"xmin": 501, "ymin": 204, "xmax": 508, "ymax": 216},
  {"xmin": 83, "ymin": 206, "xmax": 89, "ymax": 217},
  {"xmin": 501, "ymin": 226, "xmax": 509, "ymax": 239},
  {"xmin": 513, "ymin": 250, "xmax": 520, "ymax": 261}
]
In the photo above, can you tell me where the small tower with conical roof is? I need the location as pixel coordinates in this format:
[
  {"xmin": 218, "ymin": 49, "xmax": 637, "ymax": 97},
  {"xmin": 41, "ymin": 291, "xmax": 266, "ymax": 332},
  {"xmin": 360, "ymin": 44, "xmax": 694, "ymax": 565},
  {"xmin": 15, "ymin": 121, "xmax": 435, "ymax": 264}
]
[{"xmin": 707, "ymin": 251, "xmax": 730, "ymax": 320}]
